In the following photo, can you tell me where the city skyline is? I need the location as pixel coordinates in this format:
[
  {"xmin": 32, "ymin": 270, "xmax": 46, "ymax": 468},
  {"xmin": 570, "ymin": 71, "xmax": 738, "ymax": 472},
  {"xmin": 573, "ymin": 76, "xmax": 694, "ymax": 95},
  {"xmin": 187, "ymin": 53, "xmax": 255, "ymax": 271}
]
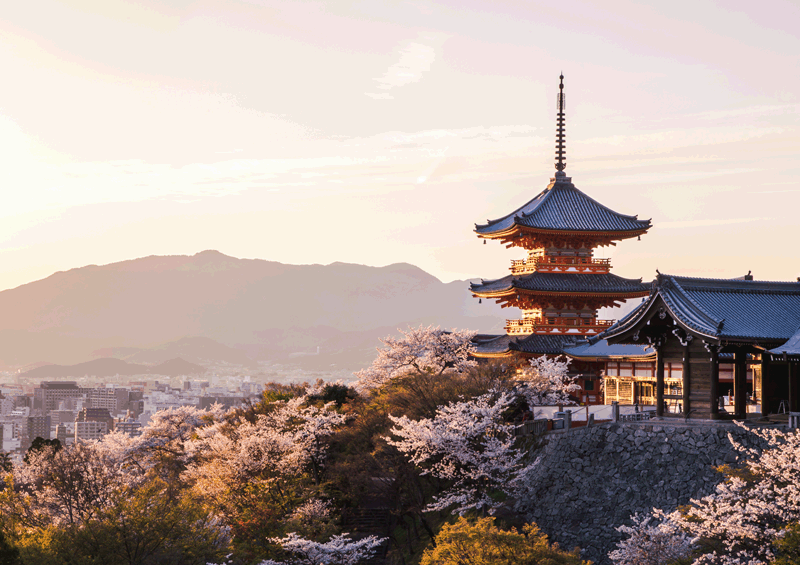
[{"xmin": 1, "ymin": 0, "xmax": 799, "ymax": 292}]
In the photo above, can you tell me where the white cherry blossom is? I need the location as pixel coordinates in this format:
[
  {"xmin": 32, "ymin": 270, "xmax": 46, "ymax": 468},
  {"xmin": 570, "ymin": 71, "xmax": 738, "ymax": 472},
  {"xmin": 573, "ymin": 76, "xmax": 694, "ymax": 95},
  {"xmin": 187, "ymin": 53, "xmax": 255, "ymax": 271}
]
[
  {"xmin": 355, "ymin": 325, "xmax": 476, "ymax": 391},
  {"xmin": 385, "ymin": 390, "xmax": 533, "ymax": 515},
  {"xmin": 515, "ymin": 355, "xmax": 579, "ymax": 407},
  {"xmin": 260, "ymin": 532, "xmax": 386, "ymax": 565}
]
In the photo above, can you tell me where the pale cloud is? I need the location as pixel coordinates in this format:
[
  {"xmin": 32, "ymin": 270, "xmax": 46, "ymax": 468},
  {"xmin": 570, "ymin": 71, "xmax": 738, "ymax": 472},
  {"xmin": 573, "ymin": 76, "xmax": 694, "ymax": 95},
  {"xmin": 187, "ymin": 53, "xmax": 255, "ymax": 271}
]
[
  {"xmin": 691, "ymin": 104, "xmax": 800, "ymax": 121},
  {"xmin": 365, "ymin": 41, "xmax": 436, "ymax": 99},
  {"xmin": 657, "ymin": 217, "xmax": 766, "ymax": 229}
]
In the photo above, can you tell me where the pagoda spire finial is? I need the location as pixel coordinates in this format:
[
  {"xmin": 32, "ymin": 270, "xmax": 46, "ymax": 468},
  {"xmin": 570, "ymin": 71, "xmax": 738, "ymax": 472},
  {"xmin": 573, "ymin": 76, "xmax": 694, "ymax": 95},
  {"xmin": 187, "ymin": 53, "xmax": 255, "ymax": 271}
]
[{"xmin": 555, "ymin": 73, "xmax": 566, "ymax": 173}]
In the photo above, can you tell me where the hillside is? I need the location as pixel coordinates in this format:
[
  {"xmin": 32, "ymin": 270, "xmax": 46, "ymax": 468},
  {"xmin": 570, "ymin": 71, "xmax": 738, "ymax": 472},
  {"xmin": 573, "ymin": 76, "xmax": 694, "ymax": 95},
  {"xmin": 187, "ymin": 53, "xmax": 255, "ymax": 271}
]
[
  {"xmin": 21, "ymin": 358, "xmax": 149, "ymax": 379},
  {"xmin": 20, "ymin": 357, "xmax": 207, "ymax": 379},
  {"xmin": 0, "ymin": 251, "xmax": 504, "ymax": 369},
  {"xmin": 91, "ymin": 336, "xmax": 257, "ymax": 368}
]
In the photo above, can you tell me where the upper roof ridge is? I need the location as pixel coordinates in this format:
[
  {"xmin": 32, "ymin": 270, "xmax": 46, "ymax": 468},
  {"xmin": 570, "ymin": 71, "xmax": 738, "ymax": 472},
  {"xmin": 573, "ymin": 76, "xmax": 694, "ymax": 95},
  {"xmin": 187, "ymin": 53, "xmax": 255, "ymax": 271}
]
[{"xmin": 667, "ymin": 273, "xmax": 800, "ymax": 293}]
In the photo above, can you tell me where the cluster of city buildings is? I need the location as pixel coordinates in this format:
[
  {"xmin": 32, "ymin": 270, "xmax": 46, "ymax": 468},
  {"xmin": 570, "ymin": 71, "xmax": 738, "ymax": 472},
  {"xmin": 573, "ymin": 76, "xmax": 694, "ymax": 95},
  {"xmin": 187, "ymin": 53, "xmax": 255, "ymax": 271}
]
[{"xmin": 0, "ymin": 376, "xmax": 264, "ymax": 456}]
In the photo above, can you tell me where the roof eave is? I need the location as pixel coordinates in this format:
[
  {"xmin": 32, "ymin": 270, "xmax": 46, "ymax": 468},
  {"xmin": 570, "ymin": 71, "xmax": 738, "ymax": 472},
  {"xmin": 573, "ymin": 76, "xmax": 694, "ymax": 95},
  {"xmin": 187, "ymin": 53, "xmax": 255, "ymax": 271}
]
[
  {"xmin": 605, "ymin": 291, "xmax": 722, "ymax": 344},
  {"xmin": 476, "ymin": 225, "xmax": 651, "ymax": 240}
]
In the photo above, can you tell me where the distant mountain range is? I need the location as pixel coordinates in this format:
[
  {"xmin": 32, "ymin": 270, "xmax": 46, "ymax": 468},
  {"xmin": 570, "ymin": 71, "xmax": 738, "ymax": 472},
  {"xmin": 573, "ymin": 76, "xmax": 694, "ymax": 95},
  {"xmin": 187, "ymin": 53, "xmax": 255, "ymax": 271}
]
[
  {"xmin": 21, "ymin": 357, "xmax": 206, "ymax": 379},
  {"xmin": 0, "ymin": 251, "xmax": 504, "ymax": 370}
]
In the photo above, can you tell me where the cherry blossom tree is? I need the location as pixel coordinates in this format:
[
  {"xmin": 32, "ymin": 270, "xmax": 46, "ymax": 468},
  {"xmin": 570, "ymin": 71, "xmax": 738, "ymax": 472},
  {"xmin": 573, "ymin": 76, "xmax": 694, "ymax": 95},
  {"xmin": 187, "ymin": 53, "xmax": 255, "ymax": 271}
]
[
  {"xmin": 260, "ymin": 532, "xmax": 386, "ymax": 565},
  {"xmin": 386, "ymin": 390, "xmax": 533, "ymax": 515},
  {"xmin": 280, "ymin": 398, "xmax": 352, "ymax": 484},
  {"xmin": 611, "ymin": 422, "xmax": 800, "ymax": 565},
  {"xmin": 608, "ymin": 511, "xmax": 691, "ymax": 565},
  {"xmin": 673, "ymin": 424, "xmax": 800, "ymax": 564},
  {"xmin": 515, "ymin": 355, "xmax": 579, "ymax": 409},
  {"xmin": 182, "ymin": 393, "xmax": 350, "ymax": 544},
  {"xmin": 355, "ymin": 325, "xmax": 477, "ymax": 391},
  {"xmin": 9, "ymin": 440, "xmax": 121, "ymax": 527},
  {"xmin": 186, "ymin": 396, "xmax": 348, "ymax": 494}
]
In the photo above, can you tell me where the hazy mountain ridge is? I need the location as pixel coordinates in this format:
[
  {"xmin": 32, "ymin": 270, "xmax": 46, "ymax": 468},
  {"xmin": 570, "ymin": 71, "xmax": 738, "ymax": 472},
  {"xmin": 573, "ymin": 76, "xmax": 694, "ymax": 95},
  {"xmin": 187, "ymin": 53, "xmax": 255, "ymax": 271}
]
[
  {"xmin": 91, "ymin": 336, "xmax": 257, "ymax": 368},
  {"xmin": 0, "ymin": 251, "xmax": 504, "ymax": 369},
  {"xmin": 21, "ymin": 357, "xmax": 206, "ymax": 379}
]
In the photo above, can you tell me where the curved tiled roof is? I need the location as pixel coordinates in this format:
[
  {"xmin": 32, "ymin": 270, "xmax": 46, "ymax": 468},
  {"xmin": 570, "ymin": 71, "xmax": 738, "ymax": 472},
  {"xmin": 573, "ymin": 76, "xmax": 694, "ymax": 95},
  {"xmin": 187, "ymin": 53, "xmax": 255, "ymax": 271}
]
[
  {"xmin": 472, "ymin": 334, "xmax": 518, "ymax": 355},
  {"xmin": 471, "ymin": 272, "xmax": 650, "ymax": 296},
  {"xmin": 475, "ymin": 176, "xmax": 651, "ymax": 236},
  {"xmin": 472, "ymin": 334, "xmax": 580, "ymax": 356},
  {"xmin": 563, "ymin": 339, "xmax": 654, "ymax": 360},
  {"xmin": 602, "ymin": 273, "xmax": 800, "ymax": 342},
  {"xmin": 473, "ymin": 333, "xmax": 655, "ymax": 359},
  {"xmin": 770, "ymin": 327, "xmax": 800, "ymax": 355},
  {"xmin": 512, "ymin": 334, "xmax": 581, "ymax": 355}
]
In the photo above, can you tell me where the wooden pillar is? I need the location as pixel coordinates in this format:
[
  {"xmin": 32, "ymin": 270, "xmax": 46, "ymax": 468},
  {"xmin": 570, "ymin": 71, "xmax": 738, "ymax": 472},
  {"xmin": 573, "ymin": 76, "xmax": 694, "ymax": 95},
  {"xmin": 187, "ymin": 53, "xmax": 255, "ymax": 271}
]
[
  {"xmin": 682, "ymin": 343, "xmax": 691, "ymax": 416},
  {"xmin": 734, "ymin": 351, "xmax": 747, "ymax": 418},
  {"xmin": 656, "ymin": 346, "xmax": 665, "ymax": 417},
  {"xmin": 761, "ymin": 354, "xmax": 771, "ymax": 415},
  {"xmin": 710, "ymin": 348, "xmax": 719, "ymax": 419},
  {"xmin": 790, "ymin": 361, "xmax": 799, "ymax": 413}
]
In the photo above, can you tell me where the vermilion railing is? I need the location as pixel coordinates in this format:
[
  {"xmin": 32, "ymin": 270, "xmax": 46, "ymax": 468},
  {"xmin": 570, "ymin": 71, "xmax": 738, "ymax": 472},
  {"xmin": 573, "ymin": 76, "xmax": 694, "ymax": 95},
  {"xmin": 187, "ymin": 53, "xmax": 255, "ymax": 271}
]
[
  {"xmin": 505, "ymin": 317, "xmax": 614, "ymax": 335},
  {"xmin": 510, "ymin": 256, "xmax": 611, "ymax": 275}
]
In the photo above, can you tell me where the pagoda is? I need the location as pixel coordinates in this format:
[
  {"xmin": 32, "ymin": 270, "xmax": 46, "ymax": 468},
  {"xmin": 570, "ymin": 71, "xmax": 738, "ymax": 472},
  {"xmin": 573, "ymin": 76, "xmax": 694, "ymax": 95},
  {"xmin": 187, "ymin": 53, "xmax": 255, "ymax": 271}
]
[{"xmin": 471, "ymin": 75, "xmax": 652, "ymax": 358}]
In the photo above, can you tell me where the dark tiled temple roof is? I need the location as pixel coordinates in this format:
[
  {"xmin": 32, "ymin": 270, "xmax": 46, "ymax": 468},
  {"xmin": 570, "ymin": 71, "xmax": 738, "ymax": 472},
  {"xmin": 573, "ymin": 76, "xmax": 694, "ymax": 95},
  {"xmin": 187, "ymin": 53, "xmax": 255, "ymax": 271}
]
[
  {"xmin": 472, "ymin": 334, "xmax": 519, "ymax": 355},
  {"xmin": 512, "ymin": 334, "xmax": 582, "ymax": 355},
  {"xmin": 471, "ymin": 272, "xmax": 650, "ymax": 295},
  {"xmin": 475, "ymin": 176, "xmax": 651, "ymax": 236},
  {"xmin": 563, "ymin": 339, "xmax": 654, "ymax": 360},
  {"xmin": 472, "ymin": 334, "xmax": 581, "ymax": 356},
  {"xmin": 602, "ymin": 273, "xmax": 800, "ymax": 343}
]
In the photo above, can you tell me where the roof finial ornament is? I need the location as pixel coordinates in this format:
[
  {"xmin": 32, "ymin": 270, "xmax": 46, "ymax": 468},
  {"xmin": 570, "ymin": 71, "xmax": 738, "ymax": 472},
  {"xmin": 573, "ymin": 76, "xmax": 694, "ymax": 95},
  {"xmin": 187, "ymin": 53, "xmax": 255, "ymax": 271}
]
[{"xmin": 555, "ymin": 73, "xmax": 566, "ymax": 176}]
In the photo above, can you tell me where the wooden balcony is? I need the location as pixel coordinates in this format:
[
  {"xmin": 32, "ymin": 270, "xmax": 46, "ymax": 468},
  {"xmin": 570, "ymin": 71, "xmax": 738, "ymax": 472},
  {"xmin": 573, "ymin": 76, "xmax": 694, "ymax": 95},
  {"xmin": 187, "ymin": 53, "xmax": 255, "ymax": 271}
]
[
  {"xmin": 510, "ymin": 256, "xmax": 611, "ymax": 275},
  {"xmin": 505, "ymin": 317, "xmax": 615, "ymax": 336}
]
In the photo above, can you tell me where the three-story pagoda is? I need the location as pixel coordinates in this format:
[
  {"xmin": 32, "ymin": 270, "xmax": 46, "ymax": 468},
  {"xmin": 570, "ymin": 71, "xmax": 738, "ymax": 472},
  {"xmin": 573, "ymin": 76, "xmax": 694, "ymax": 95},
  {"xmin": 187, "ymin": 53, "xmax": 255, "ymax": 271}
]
[{"xmin": 471, "ymin": 75, "xmax": 652, "ymax": 358}]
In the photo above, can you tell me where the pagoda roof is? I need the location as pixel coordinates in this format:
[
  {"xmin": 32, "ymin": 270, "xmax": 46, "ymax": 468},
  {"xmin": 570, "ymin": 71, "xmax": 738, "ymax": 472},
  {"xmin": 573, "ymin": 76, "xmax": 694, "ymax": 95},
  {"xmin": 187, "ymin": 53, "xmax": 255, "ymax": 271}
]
[
  {"xmin": 475, "ymin": 175, "xmax": 651, "ymax": 237},
  {"xmin": 470, "ymin": 272, "xmax": 650, "ymax": 297},
  {"xmin": 601, "ymin": 273, "xmax": 800, "ymax": 343}
]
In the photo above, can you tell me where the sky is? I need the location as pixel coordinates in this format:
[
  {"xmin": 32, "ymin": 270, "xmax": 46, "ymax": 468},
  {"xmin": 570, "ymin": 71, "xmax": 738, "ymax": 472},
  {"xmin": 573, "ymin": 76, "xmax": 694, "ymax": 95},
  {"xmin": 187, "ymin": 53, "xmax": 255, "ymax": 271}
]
[{"xmin": 1, "ymin": 0, "xmax": 799, "ymax": 296}]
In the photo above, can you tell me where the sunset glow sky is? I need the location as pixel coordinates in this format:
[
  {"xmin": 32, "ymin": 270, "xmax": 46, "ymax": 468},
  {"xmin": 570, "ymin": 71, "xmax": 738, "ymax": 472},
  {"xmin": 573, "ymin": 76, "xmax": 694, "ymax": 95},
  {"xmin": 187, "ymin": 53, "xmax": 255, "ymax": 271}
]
[{"xmin": 1, "ymin": 0, "xmax": 799, "ymax": 292}]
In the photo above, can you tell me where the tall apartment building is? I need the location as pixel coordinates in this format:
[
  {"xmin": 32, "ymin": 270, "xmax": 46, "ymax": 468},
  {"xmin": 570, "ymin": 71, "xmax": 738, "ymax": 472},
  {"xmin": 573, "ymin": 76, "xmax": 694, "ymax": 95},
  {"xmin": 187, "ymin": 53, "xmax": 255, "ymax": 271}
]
[
  {"xmin": 0, "ymin": 398, "xmax": 13, "ymax": 416},
  {"xmin": 33, "ymin": 382, "xmax": 83, "ymax": 412},
  {"xmin": 85, "ymin": 387, "xmax": 131, "ymax": 412},
  {"xmin": 75, "ymin": 408, "xmax": 114, "ymax": 434},
  {"xmin": 115, "ymin": 417, "xmax": 143, "ymax": 437},
  {"xmin": 19, "ymin": 415, "xmax": 51, "ymax": 450},
  {"xmin": 74, "ymin": 421, "xmax": 107, "ymax": 442}
]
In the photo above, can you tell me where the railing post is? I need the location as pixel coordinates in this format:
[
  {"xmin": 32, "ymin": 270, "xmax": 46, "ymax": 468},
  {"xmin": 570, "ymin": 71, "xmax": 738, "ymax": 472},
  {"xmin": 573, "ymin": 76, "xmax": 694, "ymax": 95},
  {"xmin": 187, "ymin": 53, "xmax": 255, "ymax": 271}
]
[{"xmin": 611, "ymin": 401, "xmax": 619, "ymax": 423}]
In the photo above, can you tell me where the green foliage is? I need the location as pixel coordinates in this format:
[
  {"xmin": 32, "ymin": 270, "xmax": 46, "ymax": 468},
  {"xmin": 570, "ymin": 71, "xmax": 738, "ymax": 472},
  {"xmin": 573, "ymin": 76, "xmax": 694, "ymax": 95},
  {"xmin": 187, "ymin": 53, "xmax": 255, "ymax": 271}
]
[
  {"xmin": 306, "ymin": 381, "xmax": 356, "ymax": 407},
  {"xmin": 0, "ymin": 454, "xmax": 12, "ymax": 475},
  {"xmin": 774, "ymin": 522, "xmax": 800, "ymax": 565},
  {"xmin": 11, "ymin": 477, "xmax": 228, "ymax": 565},
  {"xmin": 0, "ymin": 531, "xmax": 19, "ymax": 565},
  {"xmin": 24, "ymin": 438, "xmax": 61, "ymax": 464},
  {"xmin": 419, "ymin": 517, "xmax": 589, "ymax": 565}
]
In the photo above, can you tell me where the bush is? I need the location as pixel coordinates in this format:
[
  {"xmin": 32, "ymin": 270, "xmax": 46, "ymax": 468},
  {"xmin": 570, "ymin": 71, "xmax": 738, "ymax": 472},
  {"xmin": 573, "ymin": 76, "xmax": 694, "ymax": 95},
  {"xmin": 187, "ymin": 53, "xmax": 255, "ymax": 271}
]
[{"xmin": 420, "ymin": 517, "xmax": 588, "ymax": 565}]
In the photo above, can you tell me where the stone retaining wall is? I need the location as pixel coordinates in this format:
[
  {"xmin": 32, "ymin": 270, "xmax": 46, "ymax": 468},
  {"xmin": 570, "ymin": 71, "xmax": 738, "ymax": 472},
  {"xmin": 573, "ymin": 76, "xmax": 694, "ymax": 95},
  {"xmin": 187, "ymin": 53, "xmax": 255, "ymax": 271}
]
[{"xmin": 516, "ymin": 421, "xmax": 773, "ymax": 564}]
